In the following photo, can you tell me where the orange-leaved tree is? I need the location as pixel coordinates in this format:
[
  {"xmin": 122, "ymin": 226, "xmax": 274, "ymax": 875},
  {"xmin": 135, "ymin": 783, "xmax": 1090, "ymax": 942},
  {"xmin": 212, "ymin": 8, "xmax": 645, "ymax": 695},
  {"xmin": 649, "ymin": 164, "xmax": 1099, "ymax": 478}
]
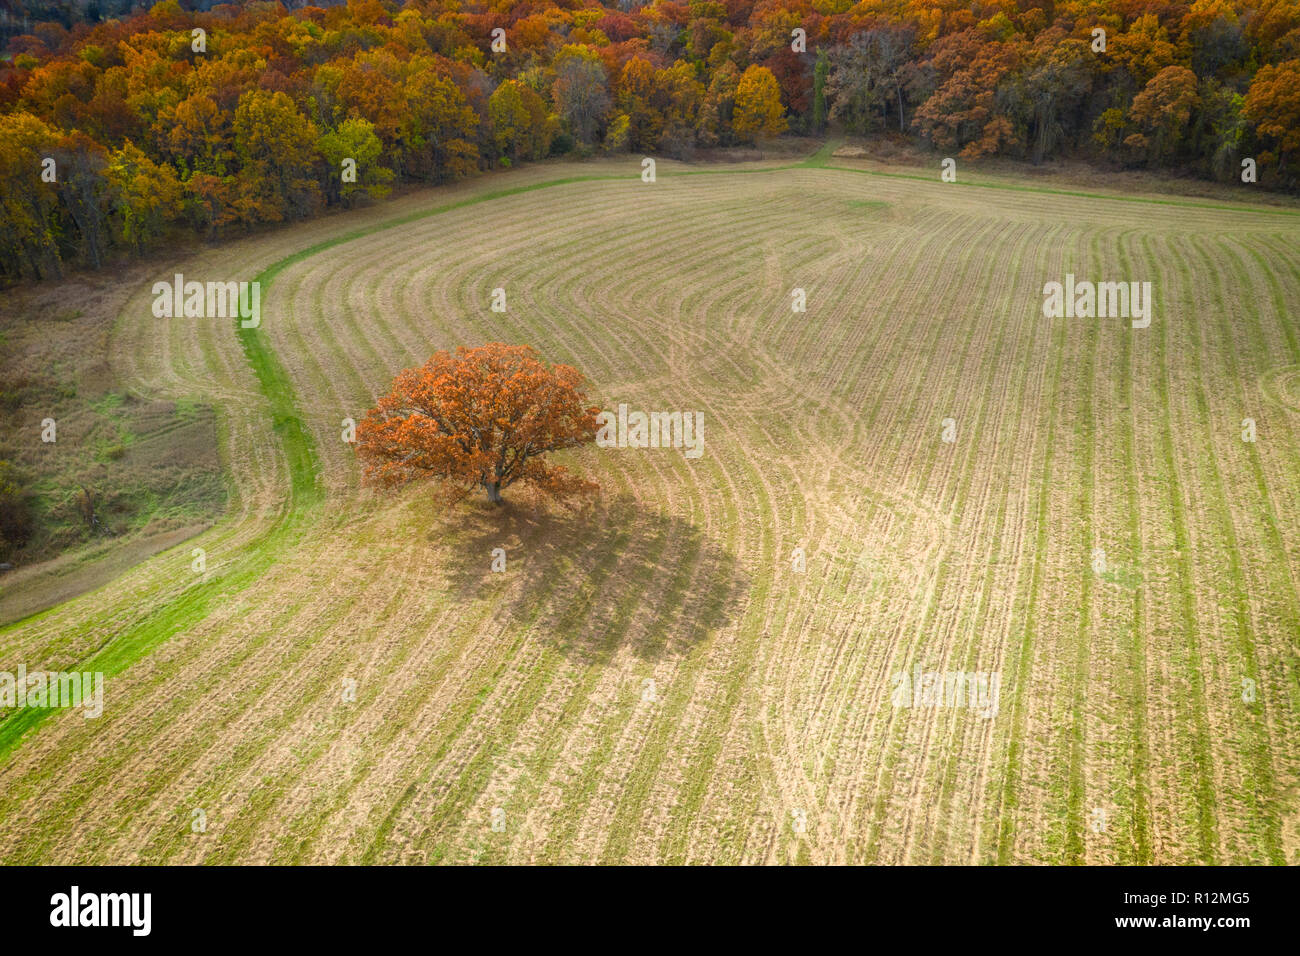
[{"xmin": 355, "ymin": 343, "xmax": 600, "ymax": 506}]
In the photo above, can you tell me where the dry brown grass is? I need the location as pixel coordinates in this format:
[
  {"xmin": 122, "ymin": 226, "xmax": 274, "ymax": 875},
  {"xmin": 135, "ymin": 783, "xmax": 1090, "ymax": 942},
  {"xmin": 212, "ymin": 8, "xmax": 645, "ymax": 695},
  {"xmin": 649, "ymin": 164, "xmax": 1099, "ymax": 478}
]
[{"xmin": 1, "ymin": 148, "xmax": 1297, "ymax": 864}]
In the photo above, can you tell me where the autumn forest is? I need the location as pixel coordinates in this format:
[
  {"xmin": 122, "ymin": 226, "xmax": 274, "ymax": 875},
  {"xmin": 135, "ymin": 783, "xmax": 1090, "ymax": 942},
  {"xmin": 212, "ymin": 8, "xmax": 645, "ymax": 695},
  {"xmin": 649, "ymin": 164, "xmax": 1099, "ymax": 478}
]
[{"xmin": 1, "ymin": 0, "xmax": 1298, "ymax": 284}]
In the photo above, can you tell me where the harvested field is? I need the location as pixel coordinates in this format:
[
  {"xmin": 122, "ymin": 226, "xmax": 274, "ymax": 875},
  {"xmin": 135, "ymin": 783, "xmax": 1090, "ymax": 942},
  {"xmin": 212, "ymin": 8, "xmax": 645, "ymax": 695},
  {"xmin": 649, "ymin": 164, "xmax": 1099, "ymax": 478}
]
[{"xmin": 2, "ymin": 147, "xmax": 1298, "ymax": 864}]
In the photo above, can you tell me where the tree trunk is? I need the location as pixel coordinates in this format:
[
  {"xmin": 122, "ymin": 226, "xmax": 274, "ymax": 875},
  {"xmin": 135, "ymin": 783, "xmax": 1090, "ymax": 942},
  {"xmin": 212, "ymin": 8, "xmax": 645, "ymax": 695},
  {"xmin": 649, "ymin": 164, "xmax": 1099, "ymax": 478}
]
[{"xmin": 485, "ymin": 481, "xmax": 503, "ymax": 505}]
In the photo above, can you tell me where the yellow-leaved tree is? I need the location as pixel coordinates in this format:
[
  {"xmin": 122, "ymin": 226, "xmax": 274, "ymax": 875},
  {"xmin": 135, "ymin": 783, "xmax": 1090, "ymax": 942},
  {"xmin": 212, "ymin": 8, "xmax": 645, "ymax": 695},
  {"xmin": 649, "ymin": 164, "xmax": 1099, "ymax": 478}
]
[{"xmin": 733, "ymin": 65, "xmax": 787, "ymax": 143}]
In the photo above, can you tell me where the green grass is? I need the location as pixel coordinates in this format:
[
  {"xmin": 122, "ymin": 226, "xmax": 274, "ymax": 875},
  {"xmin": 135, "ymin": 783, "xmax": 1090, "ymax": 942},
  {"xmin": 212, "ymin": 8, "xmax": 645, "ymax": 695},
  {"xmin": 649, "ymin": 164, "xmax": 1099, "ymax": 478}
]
[
  {"xmin": 994, "ymin": 295, "xmax": 1068, "ymax": 865},
  {"xmin": 1151, "ymin": 233, "xmax": 1219, "ymax": 862},
  {"xmin": 0, "ymin": 284, "xmax": 322, "ymax": 756}
]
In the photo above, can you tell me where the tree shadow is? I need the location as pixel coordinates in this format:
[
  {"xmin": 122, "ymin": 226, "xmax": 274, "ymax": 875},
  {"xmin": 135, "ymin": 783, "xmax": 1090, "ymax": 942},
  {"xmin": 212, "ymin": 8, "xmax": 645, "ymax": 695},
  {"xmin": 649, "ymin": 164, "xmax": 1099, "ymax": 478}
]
[{"xmin": 434, "ymin": 491, "xmax": 748, "ymax": 665}]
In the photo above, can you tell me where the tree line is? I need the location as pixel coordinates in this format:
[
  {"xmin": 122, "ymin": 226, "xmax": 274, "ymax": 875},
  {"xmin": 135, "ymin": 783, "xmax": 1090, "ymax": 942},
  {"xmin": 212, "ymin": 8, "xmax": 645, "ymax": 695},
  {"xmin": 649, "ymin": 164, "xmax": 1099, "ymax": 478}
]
[{"xmin": 2, "ymin": 0, "xmax": 1298, "ymax": 283}]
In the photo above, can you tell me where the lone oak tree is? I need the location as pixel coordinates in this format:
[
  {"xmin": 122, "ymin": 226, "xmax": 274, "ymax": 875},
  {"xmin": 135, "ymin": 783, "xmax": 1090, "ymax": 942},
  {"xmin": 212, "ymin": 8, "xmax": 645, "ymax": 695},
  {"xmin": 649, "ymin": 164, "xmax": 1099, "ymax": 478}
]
[{"xmin": 355, "ymin": 343, "xmax": 600, "ymax": 505}]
